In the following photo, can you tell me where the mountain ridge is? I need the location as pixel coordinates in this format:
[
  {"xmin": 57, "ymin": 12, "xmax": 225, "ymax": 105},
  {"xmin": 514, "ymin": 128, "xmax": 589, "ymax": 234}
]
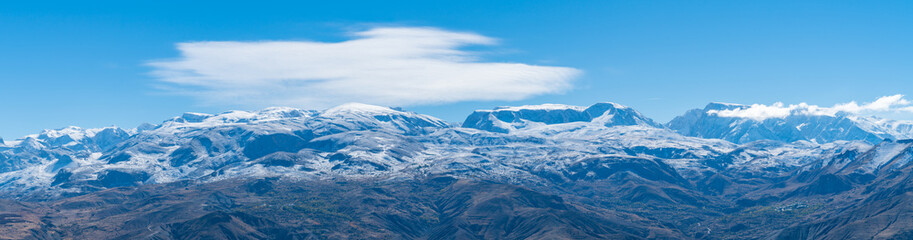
[
  {"xmin": 462, "ymin": 102, "xmax": 662, "ymax": 133},
  {"xmin": 668, "ymin": 102, "xmax": 913, "ymax": 144},
  {"xmin": 2, "ymin": 102, "xmax": 913, "ymax": 239}
]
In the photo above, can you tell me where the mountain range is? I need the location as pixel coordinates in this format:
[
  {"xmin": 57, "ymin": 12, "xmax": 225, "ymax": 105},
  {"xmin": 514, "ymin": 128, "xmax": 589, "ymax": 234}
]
[{"xmin": 2, "ymin": 102, "xmax": 913, "ymax": 239}]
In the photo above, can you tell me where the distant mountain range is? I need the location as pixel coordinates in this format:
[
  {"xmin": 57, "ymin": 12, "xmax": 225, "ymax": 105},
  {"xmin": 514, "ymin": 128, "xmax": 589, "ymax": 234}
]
[
  {"xmin": 2, "ymin": 102, "xmax": 913, "ymax": 239},
  {"xmin": 669, "ymin": 102, "xmax": 913, "ymax": 144}
]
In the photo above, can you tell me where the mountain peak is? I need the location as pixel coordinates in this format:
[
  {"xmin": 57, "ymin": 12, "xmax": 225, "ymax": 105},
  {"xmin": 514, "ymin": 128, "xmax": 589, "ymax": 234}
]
[
  {"xmin": 463, "ymin": 102, "xmax": 660, "ymax": 133},
  {"xmin": 322, "ymin": 103, "xmax": 404, "ymax": 116},
  {"xmin": 36, "ymin": 126, "xmax": 125, "ymax": 142},
  {"xmin": 669, "ymin": 102, "xmax": 913, "ymax": 144},
  {"xmin": 38, "ymin": 126, "xmax": 87, "ymax": 140},
  {"xmin": 489, "ymin": 103, "xmax": 587, "ymax": 112},
  {"xmin": 703, "ymin": 102, "xmax": 746, "ymax": 111},
  {"xmin": 591, "ymin": 102, "xmax": 630, "ymax": 109},
  {"xmin": 311, "ymin": 103, "xmax": 449, "ymax": 134},
  {"xmin": 178, "ymin": 112, "xmax": 214, "ymax": 123}
]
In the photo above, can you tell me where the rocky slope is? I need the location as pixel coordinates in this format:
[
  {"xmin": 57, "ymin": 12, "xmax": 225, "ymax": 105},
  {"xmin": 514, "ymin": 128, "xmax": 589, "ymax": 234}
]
[{"xmin": 1, "ymin": 102, "xmax": 912, "ymax": 239}]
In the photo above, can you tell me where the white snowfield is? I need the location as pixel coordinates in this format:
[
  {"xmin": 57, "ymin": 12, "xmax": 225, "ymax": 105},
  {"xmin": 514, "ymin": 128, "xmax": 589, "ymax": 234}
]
[
  {"xmin": 0, "ymin": 102, "xmax": 909, "ymax": 199},
  {"xmin": 486, "ymin": 104, "xmax": 589, "ymax": 112}
]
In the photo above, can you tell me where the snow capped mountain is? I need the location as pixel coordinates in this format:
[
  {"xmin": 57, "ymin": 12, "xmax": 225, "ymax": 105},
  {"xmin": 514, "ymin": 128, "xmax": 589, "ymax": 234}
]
[
  {"xmin": 826, "ymin": 139, "xmax": 913, "ymax": 175},
  {"xmin": 317, "ymin": 103, "xmax": 449, "ymax": 134},
  {"xmin": 0, "ymin": 102, "xmax": 879, "ymax": 200},
  {"xmin": 0, "ymin": 104, "xmax": 456, "ymax": 198},
  {"xmin": 27, "ymin": 126, "xmax": 131, "ymax": 150},
  {"xmin": 162, "ymin": 107, "xmax": 318, "ymax": 127},
  {"xmin": 462, "ymin": 102, "xmax": 662, "ymax": 133},
  {"xmin": 668, "ymin": 102, "xmax": 913, "ymax": 144},
  {"xmin": 8, "ymin": 101, "xmax": 913, "ymax": 238}
]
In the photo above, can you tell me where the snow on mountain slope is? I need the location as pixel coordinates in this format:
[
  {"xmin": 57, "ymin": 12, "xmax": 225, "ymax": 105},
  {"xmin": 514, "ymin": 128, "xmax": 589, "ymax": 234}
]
[
  {"xmin": 316, "ymin": 103, "xmax": 449, "ymax": 134},
  {"xmin": 462, "ymin": 102, "xmax": 662, "ymax": 133},
  {"xmin": 668, "ymin": 102, "xmax": 913, "ymax": 144},
  {"xmin": 26, "ymin": 126, "xmax": 131, "ymax": 151},
  {"xmin": 823, "ymin": 139, "xmax": 913, "ymax": 175},
  {"xmin": 0, "ymin": 102, "xmax": 876, "ymax": 199},
  {"xmin": 711, "ymin": 140, "xmax": 871, "ymax": 176},
  {"xmin": 6, "ymin": 102, "xmax": 913, "ymax": 239},
  {"xmin": 0, "ymin": 104, "xmax": 454, "ymax": 198}
]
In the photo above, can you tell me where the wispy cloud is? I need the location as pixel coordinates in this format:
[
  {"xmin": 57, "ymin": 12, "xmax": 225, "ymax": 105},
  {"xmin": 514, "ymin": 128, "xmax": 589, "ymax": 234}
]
[
  {"xmin": 708, "ymin": 94, "xmax": 913, "ymax": 121},
  {"xmin": 148, "ymin": 26, "xmax": 581, "ymax": 108}
]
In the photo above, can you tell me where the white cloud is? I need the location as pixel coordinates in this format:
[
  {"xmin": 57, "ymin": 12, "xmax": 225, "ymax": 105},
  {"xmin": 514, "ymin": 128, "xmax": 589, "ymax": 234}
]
[
  {"xmin": 831, "ymin": 94, "xmax": 911, "ymax": 113},
  {"xmin": 148, "ymin": 27, "xmax": 581, "ymax": 108},
  {"xmin": 708, "ymin": 94, "xmax": 913, "ymax": 121}
]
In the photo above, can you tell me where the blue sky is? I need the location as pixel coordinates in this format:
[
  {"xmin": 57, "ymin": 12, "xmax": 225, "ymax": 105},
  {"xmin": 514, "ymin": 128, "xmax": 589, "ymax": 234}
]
[{"xmin": 2, "ymin": 1, "xmax": 913, "ymax": 139}]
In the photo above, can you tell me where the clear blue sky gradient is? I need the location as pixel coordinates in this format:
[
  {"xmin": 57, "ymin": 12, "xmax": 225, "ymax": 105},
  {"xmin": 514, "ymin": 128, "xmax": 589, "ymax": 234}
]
[{"xmin": 2, "ymin": 1, "xmax": 912, "ymax": 139}]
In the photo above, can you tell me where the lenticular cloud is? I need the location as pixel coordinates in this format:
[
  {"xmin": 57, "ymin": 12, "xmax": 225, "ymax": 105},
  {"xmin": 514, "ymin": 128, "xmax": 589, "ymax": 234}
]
[{"xmin": 148, "ymin": 27, "xmax": 581, "ymax": 108}]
